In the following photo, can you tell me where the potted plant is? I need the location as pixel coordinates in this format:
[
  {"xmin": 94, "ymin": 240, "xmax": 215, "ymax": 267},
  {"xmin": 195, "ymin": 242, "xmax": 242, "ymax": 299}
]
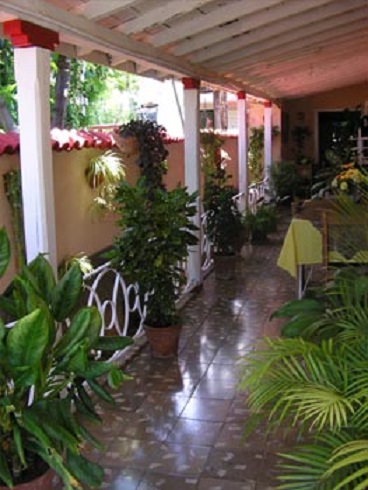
[
  {"xmin": 84, "ymin": 150, "xmax": 125, "ymax": 215},
  {"xmin": 113, "ymin": 119, "xmax": 168, "ymax": 196},
  {"xmin": 108, "ymin": 179, "xmax": 198, "ymax": 358},
  {"xmin": 204, "ymin": 163, "xmax": 244, "ymax": 279},
  {"xmin": 0, "ymin": 227, "xmax": 132, "ymax": 489},
  {"xmin": 243, "ymin": 204, "xmax": 278, "ymax": 243}
]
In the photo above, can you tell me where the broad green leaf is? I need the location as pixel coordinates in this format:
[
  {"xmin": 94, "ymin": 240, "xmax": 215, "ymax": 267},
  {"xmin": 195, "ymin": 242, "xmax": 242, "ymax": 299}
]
[
  {"xmin": 77, "ymin": 360, "xmax": 112, "ymax": 379},
  {"xmin": 87, "ymin": 379, "xmax": 114, "ymax": 403},
  {"xmin": 30, "ymin": 442, "xmax": 80, "ymax": 490},
  {"xmin": 272, "ymin": 299, "xmax": 324, "ymax": 319},
  {"xmin": 107, "ymin": 366, "xmax": 130, "ymax": 389},
  {"xmin": 22, "ymin": 410, "xmax": 52, "ymax": 448},
  {"xmin": 0, "ymin": 227, "xmax": 10, "ymax": 278},
  {"xmin": 61, "ymin": 348, "xmax": 88, "ymax": 374},
  {"xmin": 0, "ymin": 451, "xmax": 13, "ymax": 488},
  {"xmin": 7, "ymin": 309, "xmax": 49, "ymax": 368},
  {"xmin": 51, "ymin": 265, "xmax": 82, "ymax": 321},
  {"xmin": 77, "ymin": 424, "xmax": 104, "ymax": 451},
  {"xmin": 94, "ymin": 335, "xmax": 134, "ymax": 351},
  {"xmin": 54, "ymin": 308, "xmax": 93, "ymax": 357},
  {"xmin": 28, "ymin": 254, "xmax": 56, "ymax": 303},
  {"xmin": 13, "ymin": 424, "xmax": 26, "ymax": 467},
  {"xmin": 83, "ymin": 307, "xmax": 102, "ymax": 348},
  {"xmin": 67, "ymin": 451, "xmax": 104, "ymax": 488}
]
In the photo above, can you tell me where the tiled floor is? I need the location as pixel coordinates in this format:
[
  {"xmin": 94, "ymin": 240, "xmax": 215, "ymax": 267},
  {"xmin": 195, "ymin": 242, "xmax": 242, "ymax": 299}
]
[{"xmin": 57, "ymin": 213, "xmax": 298, "ymax": 489}]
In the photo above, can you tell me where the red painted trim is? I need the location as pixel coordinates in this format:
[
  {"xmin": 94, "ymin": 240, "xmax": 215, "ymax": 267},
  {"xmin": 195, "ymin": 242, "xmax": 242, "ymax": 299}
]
[
  {"xmin": 264, "ymin": 100, "xmax": 272, "ymax": 108},
  {"xmin": 4, "ymin": 20, "xmax": 59, "ymax": 50},
  {"xmin": 237, "ymin": 91, "xmax": 246, "ymax": 100},
  {"xmin": 182, "ymin": 77, "xmax": 200, "ymax": 90}
]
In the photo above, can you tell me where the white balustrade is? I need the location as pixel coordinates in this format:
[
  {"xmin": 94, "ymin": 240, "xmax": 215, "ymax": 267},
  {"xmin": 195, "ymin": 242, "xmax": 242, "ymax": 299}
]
[{"xmin": 82, "ymin": 261, "xmax": 149, "ymax": 361}]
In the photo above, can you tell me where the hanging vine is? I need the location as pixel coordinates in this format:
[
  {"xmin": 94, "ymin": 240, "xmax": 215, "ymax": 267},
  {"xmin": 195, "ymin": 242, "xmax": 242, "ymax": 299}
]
[{"xmin": 3, "ymin": 170, "xmax": 25, "ymax": 268}]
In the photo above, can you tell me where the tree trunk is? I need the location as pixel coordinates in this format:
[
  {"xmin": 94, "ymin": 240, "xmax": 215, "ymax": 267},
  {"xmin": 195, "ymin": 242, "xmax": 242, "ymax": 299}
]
[
  {"xmin": 52, "ymin": 55, "xmax": 71, "ymax": 128},
  {"xmin": 0, "ymin": 95, "xmax": 16, "ymax": 131}
]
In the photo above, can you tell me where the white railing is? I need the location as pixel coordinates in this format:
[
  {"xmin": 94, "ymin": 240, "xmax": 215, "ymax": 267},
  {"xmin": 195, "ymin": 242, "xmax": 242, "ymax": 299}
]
[
  {"xmin": 233, "ymin": 178, "xmax": 269, "ymax": 215},
  {"xmin": 82, "ymin": 262, "xmax": 149, "ymax": 362},
  {"xmin": 201, "ymin": 208, "xmax": 213, "ymax": 275}
]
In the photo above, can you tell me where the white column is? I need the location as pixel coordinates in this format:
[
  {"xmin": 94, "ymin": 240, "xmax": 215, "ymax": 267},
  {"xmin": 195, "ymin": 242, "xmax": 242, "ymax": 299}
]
[
  {"xmin": 14, "ymin": 47, "xmax": 57, "ymax": 273},
  {"xmin": 183, "ymin": 78, "xmax": 202, "ymax": 287},
  {"xmin": 264, "ymin": 101, "xmax": 272, "ymax": 186},
  {"xmin": 237, "ymin": 91, "xmax": 248, "ymax": 212}
]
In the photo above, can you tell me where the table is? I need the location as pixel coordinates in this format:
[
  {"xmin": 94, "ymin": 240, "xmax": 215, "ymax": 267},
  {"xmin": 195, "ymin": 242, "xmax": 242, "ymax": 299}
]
[{"xmin": 277, "ymin": 218, "xmax": 322, "ymax": 298}]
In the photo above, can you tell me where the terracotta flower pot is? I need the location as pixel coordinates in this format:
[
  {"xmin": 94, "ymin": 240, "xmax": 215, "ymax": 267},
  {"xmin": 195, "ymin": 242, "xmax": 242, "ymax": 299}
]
[
  {"xmin": 144, "ymin": 324, "xmax": 182, "ymax": 358},
  {"xmin": 0, "ymin": 467, "xmax": 54, "ymax": 490}
]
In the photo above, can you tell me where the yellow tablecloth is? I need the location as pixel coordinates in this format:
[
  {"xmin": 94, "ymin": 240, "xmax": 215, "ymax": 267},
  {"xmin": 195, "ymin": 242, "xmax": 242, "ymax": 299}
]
[{"xmin": 277, "ymin": 219, "xmax": 322, "ymax": 278}]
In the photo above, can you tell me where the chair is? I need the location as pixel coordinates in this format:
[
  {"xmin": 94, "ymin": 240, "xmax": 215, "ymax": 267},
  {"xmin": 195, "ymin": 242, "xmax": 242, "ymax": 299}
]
[{"xmin": 322, "ymin": 207, "xmax": 368, "ymax": 279}]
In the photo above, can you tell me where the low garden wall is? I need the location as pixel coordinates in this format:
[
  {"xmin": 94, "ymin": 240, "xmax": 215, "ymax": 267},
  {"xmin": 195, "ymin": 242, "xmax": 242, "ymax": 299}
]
[{"xmin": 0, "ymin": 133, "xmax": 279, "ymax": 291}]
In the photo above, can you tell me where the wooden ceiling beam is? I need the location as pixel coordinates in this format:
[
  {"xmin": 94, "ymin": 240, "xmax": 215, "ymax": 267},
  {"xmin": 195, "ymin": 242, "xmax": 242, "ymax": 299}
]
[
  {"xmin": 119, "ymin": 0, "xmax": 213, "ymax": 35},
  {"xmin": 185, "ymin": 0, "xmax": 363, "ymax": 61},
  {"xmin": 207, "ymin": 12, "xmax": 366, "ymax": 72},
  {"xmin": 151, "ymin": 0, "xmax": 284, "ymax": 47},
  {"xmin": 72, "ymin": 0, "xmax": 137, "ymax": 21},
  {"xmin": 0, "ymin": 0, "xmax": 271, "ymax": 98}
]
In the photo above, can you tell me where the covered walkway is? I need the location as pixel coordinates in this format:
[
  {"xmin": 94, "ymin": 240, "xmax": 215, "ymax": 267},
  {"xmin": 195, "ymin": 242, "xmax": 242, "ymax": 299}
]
[{"xmin": 55, "ymin": 215, "xmax": 296, "ymax": 490}]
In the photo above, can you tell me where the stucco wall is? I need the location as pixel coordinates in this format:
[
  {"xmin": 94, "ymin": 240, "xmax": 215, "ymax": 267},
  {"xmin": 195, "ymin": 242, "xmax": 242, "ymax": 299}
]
[
  {"xmin": 0, "ymin": 132, "xmax": 278, "ymax": 291},
  {"xmin": 282, "ymin": 82, "xmax": 368, "ymax": 161}
]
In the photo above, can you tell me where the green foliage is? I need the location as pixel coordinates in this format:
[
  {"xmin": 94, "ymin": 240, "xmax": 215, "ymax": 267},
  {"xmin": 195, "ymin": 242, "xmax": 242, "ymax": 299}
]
[
  {"xmin": 248, "ymin": 126, "xmax": 279, "ymax": 183},
  {"xmin": 202, "ymin": 139, "xmax": 244, "ymax": 256},
  {"xmin": 239, "ymin": 265, "xmax": 368, "ymax": 489},
  {"xmin": 205, "ymin": 184, "xmax": 244, "ymax": 255},
  {"xmin": 117, "ymin": 120, "xmax": 168, "ymax": 196},
  {"xmin": 0, "ymin": 45, "xmax": 138, "ymax": 129},
  {"xmin": 291, "ymin": 125, "xmax": 311, "ymax": 164},
  {"xmin": 0, "ymin": 227, "xmax": 132, "ymax": 489},
  {"xmin": 3, "ymin": 170, "xmax": 25, "ymax": 268},
  {"xmin": 0, "ymin": 40, "xmax": 17, "ymax": 125},
  {"xmin": 200, "ymin": 130, "xmax": 224, "ymax": 182},
  {"xmin": 242, "ymin": 204, "xmax": 278, "ymax": 243},
  {"xmin": 85, "ymin": 150, "xmax": 125, "ymax": 215},
  {"xmin": 270, "ymin": 160, "xmax": 304, "ymax": 200},
  {"xmin": 248, "ymin": 126, "xmax": 264, "ymax": 183},
  {"xmin": 110, "ymin": 179, "xmax": 198, "ymax": 327}
]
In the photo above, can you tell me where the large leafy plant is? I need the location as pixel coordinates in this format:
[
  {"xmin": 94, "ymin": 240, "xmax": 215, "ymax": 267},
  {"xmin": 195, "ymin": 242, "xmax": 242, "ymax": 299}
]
[
  {"xmin": 204, "ymin": 161, "xmax": 244, "ymax": 256},
  {"xmin": 0, "ymin": 227, "xmax": 132, "ymax": 489},
  {"xmin": 239, "ymin": 267, "xmax": 368, "ymax": 489},
  {"xmin": 117, "ymin": 119, "xmax": 168, "ymax": 196},
  {"xmin": 109, "ymin": 178, "xmax": 198, "ymax": 327}
]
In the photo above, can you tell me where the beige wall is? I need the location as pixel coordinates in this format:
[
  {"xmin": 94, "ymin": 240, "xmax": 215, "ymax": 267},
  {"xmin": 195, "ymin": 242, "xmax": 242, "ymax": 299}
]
[
  {"xmin": 0, "ymin": 132, "xmax": 278, "ymax": 291},
  {"xmin": 282, "ymin": 82, "xmax": 368, "ymax": 161}
]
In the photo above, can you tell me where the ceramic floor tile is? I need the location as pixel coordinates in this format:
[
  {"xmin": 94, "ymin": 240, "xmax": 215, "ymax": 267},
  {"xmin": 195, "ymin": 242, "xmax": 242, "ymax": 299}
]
[
  {"xmin": 167, "ymin": 418, "xmax": 223, "ymax": 445},
  {"xmin": 204, "ymin": 447, "xmax": 265, "ymax": 482},
  {"xmin": 137, "ymin": 473, "xmax": 199, "ymax": 489},
  {"xmin": 193, "ymin": 377, "xmax": 238, "ymax": 400},
  {"xmin": 181, "ymin": 397, "xmax": 231, "ymax": 421},
  {"xmin": 61, "ymin": 214, "xmax": 298, "ymax": 490},
  {"xmin": 197, "ymin": 477, "xmax": 257, "ymax": 490}
]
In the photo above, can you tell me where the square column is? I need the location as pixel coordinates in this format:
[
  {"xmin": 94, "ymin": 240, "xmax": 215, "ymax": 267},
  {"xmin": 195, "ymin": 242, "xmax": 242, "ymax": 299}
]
[
  {"xmin": 14, "ymin": 46, "xmax": 57, "ymax": 272},
  {"xmin": 264, "ymin": 100, "xmax": 273, "ymax": 185},
  {"xmin": 182, "ymin": 77, "xmax": 202, "ymax": 288},
  {"xmin": 237, "ymin": 91, "xmax": 248, "ymax": 212}
]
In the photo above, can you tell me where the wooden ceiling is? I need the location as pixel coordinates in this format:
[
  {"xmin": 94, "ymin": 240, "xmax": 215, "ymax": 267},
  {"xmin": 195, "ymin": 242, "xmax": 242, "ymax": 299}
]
[{"xmin": 0, "ymin": 0, "xmax": 367, "ymax": 100}]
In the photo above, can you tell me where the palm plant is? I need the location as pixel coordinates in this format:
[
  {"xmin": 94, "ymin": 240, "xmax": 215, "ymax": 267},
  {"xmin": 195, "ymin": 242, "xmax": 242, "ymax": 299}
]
[
  {"xmin": 239, "ymin": 265, "xmax": 368, "ymax": 489},
  {"xmin": 240, "ymin": 335, "xmax": 368, "ymax": 489}
]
